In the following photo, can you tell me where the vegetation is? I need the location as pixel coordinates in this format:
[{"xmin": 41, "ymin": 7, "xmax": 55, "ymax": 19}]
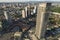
[
  {"xmin": 58, "ymin": 20, "xmax": 60, "ymax": 24},
  {"xmin": 51, "ymin": 6, "xmax": 60, "ymax": 13},
  {"xmin": 12, "ymin": 14, "xmax": 22, "ymax": 19}
]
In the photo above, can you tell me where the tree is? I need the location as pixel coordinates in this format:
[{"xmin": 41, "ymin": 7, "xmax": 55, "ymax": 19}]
[{"xmin": 51, "ymin": 7, "xmax": 60, "ymax": 13}]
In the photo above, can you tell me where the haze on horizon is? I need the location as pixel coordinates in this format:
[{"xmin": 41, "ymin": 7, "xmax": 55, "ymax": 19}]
[{"xmin": 0, "ymin": 0, "xmax": 60, "ymax": 2}]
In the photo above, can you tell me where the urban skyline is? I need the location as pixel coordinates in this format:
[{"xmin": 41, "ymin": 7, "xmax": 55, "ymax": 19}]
[{"xmin": 0, "ymin": 2, "xmax": 60, "ymax": 40}]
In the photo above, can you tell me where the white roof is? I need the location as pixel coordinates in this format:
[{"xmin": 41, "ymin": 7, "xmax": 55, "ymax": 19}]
[
  {"xmin": 14, "ymin": 32, "xmax": 22, "ymax": 37},
  {"xmin": 52, "ymin": 12, "xmax": 60, "ymax": 15}
]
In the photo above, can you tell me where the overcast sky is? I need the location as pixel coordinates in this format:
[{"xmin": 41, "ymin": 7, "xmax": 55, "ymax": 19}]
[{"xmin": 0, "ymin": 0, "xmax": 60, "ymax": 2}]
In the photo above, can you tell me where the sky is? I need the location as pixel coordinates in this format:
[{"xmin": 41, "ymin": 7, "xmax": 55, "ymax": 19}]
[
  {"xmin": 0, "ymin": 0, "xmax": 60, "ymax": 2},
  {"xmin": 0, "ymin": 0, "xmax": 43, "ymax": 2}
]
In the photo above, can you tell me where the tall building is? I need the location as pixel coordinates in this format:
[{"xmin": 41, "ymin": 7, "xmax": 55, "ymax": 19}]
[
  {"xmin": 4, "ymin": 11, "xmax": 8, "ymax": 20},
  {"xmin": 33, "ymin": 6, "xmax": 37, "ymax": 14},
  {"xmin": 27, "ymin": 5, "xmax": 31, "ymax": 18},
  {"xmin": 22, "ymin": 9, "xmax": 26, "ymax": 18},
  {"xmin": 0, "ymin": 21, "xmax": 2, "ymax": 31},
  {"xmin": 35, "ymin": 3, "xmax": 51, "ymax": 39},
  {"xmin": 29, "ymin": 6, "xmax": 34, "ymax": 15},
  {"xmin": 25, "ymin": 7, "xmax": 28, "ymax": 17},
  {"xmin": 4, "ymin": 11, "xmax": 12, "ymax": 23},
  {"xmin": 25, "ymin": 6, "xmax": 31, "ymax": 18},
  {"xmin": 31, "ymin": 6, "xmax": 37, "ymax": 15}
]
